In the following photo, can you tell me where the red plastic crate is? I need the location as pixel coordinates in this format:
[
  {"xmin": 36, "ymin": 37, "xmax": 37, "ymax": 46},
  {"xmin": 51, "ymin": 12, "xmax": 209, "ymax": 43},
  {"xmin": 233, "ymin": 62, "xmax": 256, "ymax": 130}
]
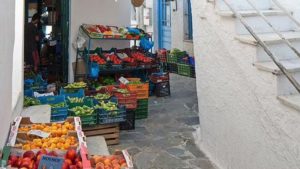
[{"xmin": 114, "ymin": 92, "xmax": 137, "ymax": 110}]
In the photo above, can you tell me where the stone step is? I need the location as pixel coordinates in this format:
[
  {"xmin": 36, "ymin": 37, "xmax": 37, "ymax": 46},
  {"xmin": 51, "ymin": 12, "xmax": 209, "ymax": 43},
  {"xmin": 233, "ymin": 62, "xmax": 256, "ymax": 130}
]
[
  {"xmin": 254, "ymin": 58, "xmax": 300, "ymax": 75},
  {"xmin": 235, "ymin": 31, "xmax": 300, "ymax": 45},
  {"xmin": 216, "ymin": 0, "xmax": 272, "ymax": 11},
  {"xmin": 278, "ymin": 94, "xmax": 300, "ymax": 111},
  {"xmin": 256, "ymin": 39, "xmax": 300, "ymax": 62},
  {"xmin": 217, "ymin": 9, "xmax": 284, "ymax": 17},
  {"xmin": 236, "ymin": 14, "xmax": 295, "ymax": 35}
]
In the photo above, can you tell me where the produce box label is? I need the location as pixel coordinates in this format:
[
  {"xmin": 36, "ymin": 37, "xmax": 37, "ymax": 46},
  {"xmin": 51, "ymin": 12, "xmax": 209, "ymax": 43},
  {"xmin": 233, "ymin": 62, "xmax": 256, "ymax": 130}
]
[
  {"xmin": 28, "ymin": 130, "xmax": 51, "ymax": 138},
  {"xmin": 119, "ymin": 77, "xmax": 129, "ymax": 85},
  {"xmin": 38, "ymin": 155, "xmax": 64, "ymax": 169}
]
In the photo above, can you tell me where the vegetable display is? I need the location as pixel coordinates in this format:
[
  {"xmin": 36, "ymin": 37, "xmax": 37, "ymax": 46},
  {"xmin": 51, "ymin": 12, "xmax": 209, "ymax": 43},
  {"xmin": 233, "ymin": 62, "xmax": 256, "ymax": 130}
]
[
  {"xmin": 67, "ymin": 97, "xmax": 84, "ymax": 104},
  {"xmin": 93, "ymin": 94, "xmax": 111, "ymax": 100},
  {"xmin": 103, "ymin": 53, "xmax": 122, "ymax": 65},
  {"xmin": 70, "ymin": 106, "xmax": 94, "ymax": 116},
  {"xmin": 115, "ymin": 89, "xmax": 129, "ymax": 94},
  {"xmin": 90, "ymin": 54, "xmax": 106, "ymax": 65},
  {"xmin": 131, "ymin": 52, "xmax": 152, "ymax": 63},
  {"xmin": 50, "ymin": 102, "xmax": 66, "ymax": 108},
  {"xmin": 95, "ymin": 101, "xmax": 118, "ymax": 111},
  {"xmin": 24, "ymin": 97, "xmax": 41, "ymax": 107},
  {"xmin": 64, "ymin": 82, "xmax": 87, "ymax": 89}
]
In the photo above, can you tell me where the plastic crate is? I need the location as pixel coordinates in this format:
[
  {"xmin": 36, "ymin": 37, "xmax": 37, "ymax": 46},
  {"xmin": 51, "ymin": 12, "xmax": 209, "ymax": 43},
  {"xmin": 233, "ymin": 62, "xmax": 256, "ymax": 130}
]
[
  {"xmin": 126, "ymin": 78, "xmax": 149, "ymax": 99},
  {"xmin": 120, "ymin": 110, "xmax": 135, "ymax": 130},
  {"xmin": 167, "ymin": 63, "xmax": 178, "ymax": 73},
  {"xmin": 155, "ymin": 81, "xmax": 171, "ymax": 97},
  {"xmin": 167, "ymin": 54, "xmax": 178, "ymax": 63},
  {"xmin": 24, "ymin": 89, "xmax": 33, "ymax": 97},
  {"xmin": 191, "ymin": 66, "xmax": 196, "ymax": 78},
  {"xmin": 98, "ymin": 105, "xmax": 126, "ymax": 124},
  {"xmin": 37, "ymin": 95, "xmax": 69, "ymax": 121},
  {"xmin": 177, "ymin": 63, "xmax": 193, "ymax": 77},
  {"xmin": 38, "ymin": 95, "xmax": 66, "ymax": 105},
  {"xmin": 60, "ymin": 88, "xmax": 85, "ymax": 98},
  {"xmin": 135, "ymin": 99, "xmax": 149, "ymax": 119},
  {"xmin": 114, "ymin": 92, "xmax": 137, "ymax": 110},
  {"xmin": 67, "ymin": 97, "xmax": 95, "ymax": 109},
  {"xmin": 69, "ymin": 110, "xmax": 98, "ymax": 127},
  {"xmin": 189, "ymin": 57, "xmax": 195, "ymax": 67},
  {"xmin": 51, "ymin": 108, "xmax": 68, "ymax": 122},
  {"xmin": 150, "ymin": 72, "xmax": 170, "ymax": 83}
]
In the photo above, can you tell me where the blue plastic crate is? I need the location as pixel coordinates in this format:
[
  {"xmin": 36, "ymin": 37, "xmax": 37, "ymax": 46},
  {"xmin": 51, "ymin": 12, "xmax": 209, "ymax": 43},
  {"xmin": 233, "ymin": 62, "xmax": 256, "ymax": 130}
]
[
  {"xmin": 98, "ymin": 105, "xmax": 126, "ymax": 124},
  {"xmin": 189, "ymin": 57, "xmax": 195, "ymax": 66},
  {"xmin": 51, "ymin": 107, "xmax": 68, "ymax": 122},
  {"xmin": 60, "ymin": 88, "xmax": 85, "ymax": 98},
  {"xmin": 38, "ymin": 95, "xmax": 66, "ymax": 105},
  {"xmin": 24, "ymin": 89, "xmax": 33, "ymax": 97}
]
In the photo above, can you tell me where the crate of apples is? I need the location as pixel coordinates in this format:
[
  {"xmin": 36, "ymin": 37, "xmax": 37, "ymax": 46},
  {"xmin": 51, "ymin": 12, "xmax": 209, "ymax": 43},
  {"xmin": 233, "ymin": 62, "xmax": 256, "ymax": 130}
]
[{"xmin": 7, "ymin": 149, "xmax": 83, "ymax": 169}]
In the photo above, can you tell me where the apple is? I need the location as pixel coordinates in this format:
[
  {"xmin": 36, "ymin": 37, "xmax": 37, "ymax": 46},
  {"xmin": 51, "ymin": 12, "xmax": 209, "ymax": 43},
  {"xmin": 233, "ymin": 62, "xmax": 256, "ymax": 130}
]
[
  {"xmin": 76, "ymin": 161, "xmax": 83, "ymax": 169},
  {"xmin": 8, "ymin": 155, "xmax": 19, "ymax": 167},
  {"xmin": 74, "ymin": 156, "xmax": 81, "ymax": 163},
  {"xmin": 65, "ymin": 159, "xmax": 72, "ymax": 166},
  {"xmin": 47, "ymin": 151, "xmax": 58, "ymax": 157},
  {"xmin": 23, "ymin": 151, "xmax": 35, "ymax": 160},
  {"xmin": 20, "ymin": 157, "xmax": 32, "ymax": 168},
  {"xmin": 66, "ymin": 149, "xmax": 76, "ymax": 161},
  {"xmin": 17, "ymin": 157, "xmax": 23, "ymax": 167},
  {"xmin": 37, "ymin": 149, "xmax": 47, "ymax": 156},
  {"xmin": 69, "ymin": 165, "xmax": 77, "ymax": 169},
  {"xmin": 62, "ymin": 162, "xmax": 70, "ymax": 169}
]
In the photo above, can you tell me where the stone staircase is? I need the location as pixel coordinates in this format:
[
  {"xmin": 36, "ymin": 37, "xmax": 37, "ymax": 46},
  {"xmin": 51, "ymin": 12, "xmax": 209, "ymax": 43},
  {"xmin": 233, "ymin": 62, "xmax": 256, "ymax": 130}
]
[{"xmin": 211, "ymin": 0, "xmax": 300, "ymax": 111}]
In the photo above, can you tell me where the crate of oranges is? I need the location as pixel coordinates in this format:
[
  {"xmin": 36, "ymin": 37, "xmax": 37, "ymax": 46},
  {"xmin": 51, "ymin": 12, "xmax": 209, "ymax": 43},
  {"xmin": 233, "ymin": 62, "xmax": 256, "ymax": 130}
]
[{"xmin": 7, "ymin": 116, "xmax": 86, "ymax": 156}]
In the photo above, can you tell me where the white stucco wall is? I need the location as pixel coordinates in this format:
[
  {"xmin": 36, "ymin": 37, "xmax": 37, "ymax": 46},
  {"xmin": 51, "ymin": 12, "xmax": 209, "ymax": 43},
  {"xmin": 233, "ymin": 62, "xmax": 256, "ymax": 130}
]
[
  {"xmin": 192, "ymin": 0, "xmax": 300, "ymax": 169},
  {"xmin": 12, "ymin": 0, "xmax": 24, "ymax": 111},
  {"xmin": 0, "ymin": 0, "xmax": 15, "ymax": 148},
  {"xmin": 171, "ymin": 0, "xmax": 194, "ymax": 55},
  {"xmin": 69, "ymin": 0, "xmax": 131, "ymax": 82}
]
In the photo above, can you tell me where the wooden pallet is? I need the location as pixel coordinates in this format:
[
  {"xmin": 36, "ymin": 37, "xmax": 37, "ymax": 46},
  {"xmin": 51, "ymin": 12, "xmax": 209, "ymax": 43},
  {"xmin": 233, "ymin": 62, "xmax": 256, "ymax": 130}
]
[{"xmin": 83, "ymin": 124, "xmax": 119, "ymax": 145}]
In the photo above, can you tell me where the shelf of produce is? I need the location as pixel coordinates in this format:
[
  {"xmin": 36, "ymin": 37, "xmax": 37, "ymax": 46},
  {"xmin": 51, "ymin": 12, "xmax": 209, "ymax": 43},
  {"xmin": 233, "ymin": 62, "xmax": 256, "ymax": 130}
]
[{"xmin": 80, "ymin": 25, "xmax": 148, "ymax": 40}]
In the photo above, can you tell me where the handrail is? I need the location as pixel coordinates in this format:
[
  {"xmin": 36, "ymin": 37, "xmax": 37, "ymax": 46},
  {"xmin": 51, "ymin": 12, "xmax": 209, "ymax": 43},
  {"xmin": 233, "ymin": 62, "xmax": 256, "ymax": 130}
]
[
  {"xmin": 245, "ymin": 0, "xmax": 300, "ymax": 59},
  {"xmin": 222, "ymin": 0, "xmax": 300, "ymax": 93},
  {"xmin": 271, "ymin": 0, "xmax": 300, "ymax": 28}
]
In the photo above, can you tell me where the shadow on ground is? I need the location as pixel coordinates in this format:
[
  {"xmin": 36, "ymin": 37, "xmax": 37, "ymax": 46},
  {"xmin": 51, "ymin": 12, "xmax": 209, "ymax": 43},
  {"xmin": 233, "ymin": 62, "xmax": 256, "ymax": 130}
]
[{"xmin": 110, "ymin": 74, "xmax": 215, "ymax": 169}]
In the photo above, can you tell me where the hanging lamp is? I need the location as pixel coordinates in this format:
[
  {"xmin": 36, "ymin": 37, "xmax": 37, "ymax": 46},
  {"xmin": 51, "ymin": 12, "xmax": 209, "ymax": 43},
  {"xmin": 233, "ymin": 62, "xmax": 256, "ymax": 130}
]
[{"xmin": 131, "ymin": 0, "xmax": 144, "ymax": 7}]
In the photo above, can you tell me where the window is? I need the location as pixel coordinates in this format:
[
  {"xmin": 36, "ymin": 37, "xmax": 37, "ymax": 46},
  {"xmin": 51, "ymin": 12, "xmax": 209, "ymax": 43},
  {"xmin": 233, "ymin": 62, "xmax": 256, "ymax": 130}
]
[{"xmin": 184, "ymin": 0, "xmax": 193, "ymax": 40}]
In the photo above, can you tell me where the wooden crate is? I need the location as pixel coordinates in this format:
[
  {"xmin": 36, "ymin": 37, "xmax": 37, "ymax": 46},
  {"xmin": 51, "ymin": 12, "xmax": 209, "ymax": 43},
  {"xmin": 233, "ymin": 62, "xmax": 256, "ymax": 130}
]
[{"xmin": 83, "ymin": 124, "xmax": 119, "ymax": 145}]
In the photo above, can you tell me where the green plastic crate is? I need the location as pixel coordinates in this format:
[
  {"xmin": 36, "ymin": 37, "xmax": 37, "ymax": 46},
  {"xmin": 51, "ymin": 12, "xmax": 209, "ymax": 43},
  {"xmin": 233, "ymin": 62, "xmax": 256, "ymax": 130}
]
[
  {"xmin": 177, "ymin": 64, "xmax": 193, "ymax": 77},
  {"xmin": 135, "ymin": 99, "xmax": 149, "ymax": 119},
  {"xmin": 167, "ymin": 54, "xmax": 178, "ymax": 63}
]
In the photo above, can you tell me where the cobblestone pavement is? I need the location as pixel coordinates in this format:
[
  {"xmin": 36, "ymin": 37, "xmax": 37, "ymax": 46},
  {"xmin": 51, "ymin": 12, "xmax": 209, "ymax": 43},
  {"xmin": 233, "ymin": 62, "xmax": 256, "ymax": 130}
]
[{"xmin": 110, "ymin": 74, "xmax": 216, "ymax": 169}]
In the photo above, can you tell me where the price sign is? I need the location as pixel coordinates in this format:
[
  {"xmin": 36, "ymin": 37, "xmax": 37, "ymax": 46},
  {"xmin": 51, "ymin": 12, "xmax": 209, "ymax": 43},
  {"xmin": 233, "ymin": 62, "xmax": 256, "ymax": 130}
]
[{"xmin": 38, "ymin": 155, "xmax": 64, "ymax": 169}]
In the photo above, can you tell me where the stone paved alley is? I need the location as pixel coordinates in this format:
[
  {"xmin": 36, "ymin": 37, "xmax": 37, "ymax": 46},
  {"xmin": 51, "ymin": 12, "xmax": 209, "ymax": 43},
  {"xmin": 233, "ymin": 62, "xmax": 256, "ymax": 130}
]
[{"xmin": 110, "ymin": 74, "xmax": 216, "ymax": 169}]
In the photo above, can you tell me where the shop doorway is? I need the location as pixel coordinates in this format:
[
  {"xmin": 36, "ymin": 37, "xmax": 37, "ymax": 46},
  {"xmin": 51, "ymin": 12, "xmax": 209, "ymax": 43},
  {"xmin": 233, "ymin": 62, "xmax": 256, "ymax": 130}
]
[
  {"xmin": 158, "ymin": 0, "xmax": 172, "ymax": 49},
  {"xmin": 24, "ymin": 0, "xmax": 69, "ymax": 83}
]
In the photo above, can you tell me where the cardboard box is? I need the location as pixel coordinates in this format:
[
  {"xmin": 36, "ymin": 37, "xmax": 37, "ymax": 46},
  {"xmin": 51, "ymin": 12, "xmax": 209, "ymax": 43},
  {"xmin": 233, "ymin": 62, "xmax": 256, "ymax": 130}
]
[{"xmin": 7, "ymin": 117, "xmax": 83, "ymax": 147}]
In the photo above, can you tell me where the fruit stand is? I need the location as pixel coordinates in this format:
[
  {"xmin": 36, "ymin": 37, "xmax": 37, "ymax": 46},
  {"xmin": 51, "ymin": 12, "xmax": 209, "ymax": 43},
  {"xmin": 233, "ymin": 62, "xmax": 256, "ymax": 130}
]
[
  {"xmin": 2, "ymin": 115, "xmax": 133, "ymax": 169},
  {"xmin": 74, "ymin": 24, "xmax": 157, "ymax": 81}
]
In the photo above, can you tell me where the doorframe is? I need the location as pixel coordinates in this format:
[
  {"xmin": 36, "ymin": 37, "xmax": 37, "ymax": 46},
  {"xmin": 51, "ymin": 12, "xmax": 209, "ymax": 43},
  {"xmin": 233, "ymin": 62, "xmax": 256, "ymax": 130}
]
[
  {"xmin": 157, "ymin": 0, "xmax": 172, "ymax": 49},
  {"xmin": 157, "ymin": 0, "xmax": 163, "ymax": 49},
  {"xmin": 61, "ymin": 0, "xmax": 70, "ymax": 82}
]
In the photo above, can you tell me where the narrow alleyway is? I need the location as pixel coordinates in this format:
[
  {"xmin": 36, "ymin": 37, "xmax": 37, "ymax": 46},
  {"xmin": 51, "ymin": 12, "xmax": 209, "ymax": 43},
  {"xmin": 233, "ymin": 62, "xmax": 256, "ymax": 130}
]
[{"xmin": 110, "ymin": 74, "xmax": 216, "ymax": 169}]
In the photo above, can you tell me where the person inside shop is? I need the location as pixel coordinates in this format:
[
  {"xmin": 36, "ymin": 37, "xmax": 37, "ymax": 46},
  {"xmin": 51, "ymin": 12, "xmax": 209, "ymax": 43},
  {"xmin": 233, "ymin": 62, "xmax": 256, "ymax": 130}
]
[{"xmin": 25, "ymin": 13, "xmax": 40, "ymax": 73}]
